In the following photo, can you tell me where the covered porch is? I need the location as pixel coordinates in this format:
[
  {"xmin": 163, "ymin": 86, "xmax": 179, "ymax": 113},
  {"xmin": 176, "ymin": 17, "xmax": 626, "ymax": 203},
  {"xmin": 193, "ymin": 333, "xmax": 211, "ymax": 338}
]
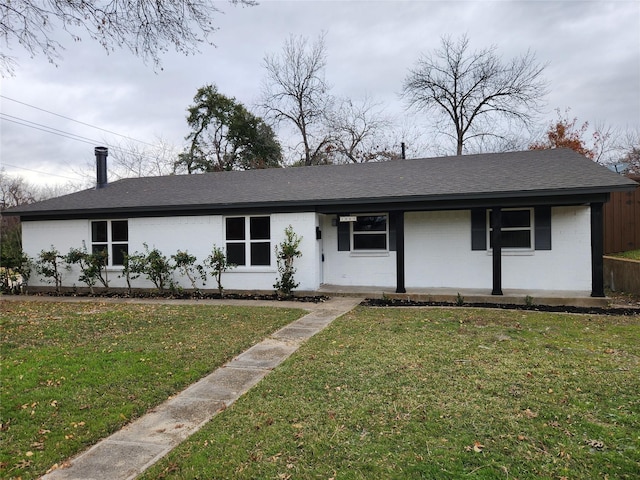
[{"xmin": 314, "ymin": 284, "xmax": 610, "ymax": 308}]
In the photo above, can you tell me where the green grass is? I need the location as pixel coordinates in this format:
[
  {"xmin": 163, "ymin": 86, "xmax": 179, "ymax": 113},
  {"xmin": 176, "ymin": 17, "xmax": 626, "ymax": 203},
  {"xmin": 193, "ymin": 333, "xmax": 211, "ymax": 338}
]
[
  {"xmin": 141, "ymin": 307, "xmax": 640, "ymax": 480},
  {"xmin": 0, "ymin": 301, "xmax": 305, "ymax": 479},
  {"xmin": 610, "ymin": 249, "xmax": 640, "ymax": 261}
]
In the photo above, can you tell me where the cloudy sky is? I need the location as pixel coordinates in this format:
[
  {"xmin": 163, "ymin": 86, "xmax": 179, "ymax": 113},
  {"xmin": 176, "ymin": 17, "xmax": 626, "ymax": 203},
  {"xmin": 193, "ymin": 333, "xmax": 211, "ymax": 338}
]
[{"xmin": 1, "ymin": 0, "xmax": 639, "ymax": 188}]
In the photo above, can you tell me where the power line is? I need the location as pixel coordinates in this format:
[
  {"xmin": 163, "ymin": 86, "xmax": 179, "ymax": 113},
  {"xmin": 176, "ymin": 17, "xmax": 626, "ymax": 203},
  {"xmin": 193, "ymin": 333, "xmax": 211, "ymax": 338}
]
[
  {"xmin": 0, "ymin": 114, "xmax": 170, "ymax": 162},
  {"xmin": 1, "ymin": 114, "xmax": 101, "ymax": 147},
  {"xmin": 0, "ymin": 94, "xmax": 158, "ymax": 148},
  {"xmin": 2, "ymin": 163, "xmax": 80, "ymax": 181}
]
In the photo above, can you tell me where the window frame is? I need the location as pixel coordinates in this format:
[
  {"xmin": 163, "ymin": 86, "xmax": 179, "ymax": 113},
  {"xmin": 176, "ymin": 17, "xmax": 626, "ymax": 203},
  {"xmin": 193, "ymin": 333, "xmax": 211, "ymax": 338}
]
[
  {"xmin": 224, "ymin": 215, "xmax": 272, "ymax": 267},
  {"xmin": 487, "ymin": 208, "xmax": 534, "ymax": 252},
  {"xmin": 351, "ymin": 213, "xmax": 389, "ymax": 253},
  {"xmin": 90, "ymin": 219, "xmax": 129, "ymax": 267}
]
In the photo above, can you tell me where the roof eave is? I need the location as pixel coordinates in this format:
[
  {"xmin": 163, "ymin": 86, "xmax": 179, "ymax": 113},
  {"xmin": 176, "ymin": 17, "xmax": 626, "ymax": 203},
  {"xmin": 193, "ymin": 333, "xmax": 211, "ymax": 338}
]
[{"xmin": 12, "ymin": 185, "xmax": 623, "ymax": 221}]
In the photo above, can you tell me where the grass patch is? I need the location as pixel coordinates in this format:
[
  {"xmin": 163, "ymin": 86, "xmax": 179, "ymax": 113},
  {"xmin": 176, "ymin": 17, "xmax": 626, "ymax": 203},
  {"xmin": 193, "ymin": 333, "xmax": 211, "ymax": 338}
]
[
  {"xmin": 610, "ymin": 249, "xmax": 640, "ymax": 261},
  {"xmin": 0, "ymin": 301, "xmax": 305, "ymax": 479},
  {"xmin": 142, "ymin": 307, "xmax": 640, "ymax": 480}
]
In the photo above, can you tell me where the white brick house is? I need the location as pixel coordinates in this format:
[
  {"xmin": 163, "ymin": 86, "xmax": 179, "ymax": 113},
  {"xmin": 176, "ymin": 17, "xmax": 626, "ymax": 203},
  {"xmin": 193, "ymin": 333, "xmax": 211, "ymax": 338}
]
[{"xmin": 7, "ymin": 148, "xmax": 637, "ymax": 297}]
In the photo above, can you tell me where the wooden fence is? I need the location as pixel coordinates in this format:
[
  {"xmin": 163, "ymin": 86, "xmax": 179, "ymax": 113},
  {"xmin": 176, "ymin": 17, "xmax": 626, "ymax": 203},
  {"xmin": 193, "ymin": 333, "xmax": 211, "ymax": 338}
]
[{"xmin": 603, "ymin": 175, "xmax": 640, "ymax": 254}]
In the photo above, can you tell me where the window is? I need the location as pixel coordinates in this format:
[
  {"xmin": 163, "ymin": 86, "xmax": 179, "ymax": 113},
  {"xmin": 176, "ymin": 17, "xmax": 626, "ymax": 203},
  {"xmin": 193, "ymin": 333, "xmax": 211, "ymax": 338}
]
[
  {"xmin": 341, "ymin": 214, "xmax": 387, "ymax": 251},
  {"xmin": 225, "ymin": 216, "xmax": 271, "ymax": 266},
  {"xmin": 91, "ymin": 220, "xmax": 128, "ymax": 266},
  {"xmin": 471, "ymin": 207, "xmax": 551, "ymax": 252},
  {"xmin": 489, "ymin": 209, "xmax": 532, "ymax": 249}
]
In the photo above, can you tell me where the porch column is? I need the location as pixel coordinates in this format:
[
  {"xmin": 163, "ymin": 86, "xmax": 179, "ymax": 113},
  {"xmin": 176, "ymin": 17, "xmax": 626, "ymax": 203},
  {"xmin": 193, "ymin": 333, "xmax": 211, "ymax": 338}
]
[
  {"xmin": 395, "ymin": 211, "xmax": 406, "ymax": 293},
  {"xmin": 590, "ymin": 202, "xmax": 605, "ymax": 297},
  {"xmin": 491, "ymin": 207, "xmax": 503, "ymax": 295}
]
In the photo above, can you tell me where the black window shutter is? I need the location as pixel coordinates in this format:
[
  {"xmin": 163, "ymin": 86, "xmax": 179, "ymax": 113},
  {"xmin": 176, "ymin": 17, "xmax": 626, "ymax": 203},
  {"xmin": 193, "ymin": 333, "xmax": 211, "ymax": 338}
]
[
  {"xmin": 337, "ymin": 218, "xmax": 350, "ymax": 251},
  {"xmin": 534, "ymin": 206, "xmax": 552, "ymax": 250},
  {"xmin": 389, "ymin": 213, "xmax": 397, "ymax": 251},
  {"xmin": 471, "ymin": 208, "xmax": 487, "ymax": 250}
]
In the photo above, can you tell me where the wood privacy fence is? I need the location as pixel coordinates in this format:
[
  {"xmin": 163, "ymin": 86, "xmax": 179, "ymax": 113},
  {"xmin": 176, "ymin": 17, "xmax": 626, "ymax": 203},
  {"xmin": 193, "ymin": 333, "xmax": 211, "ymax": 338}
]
[{"xmin": 603, "ymin": 175, "xmax": 640, "ymax": 254}]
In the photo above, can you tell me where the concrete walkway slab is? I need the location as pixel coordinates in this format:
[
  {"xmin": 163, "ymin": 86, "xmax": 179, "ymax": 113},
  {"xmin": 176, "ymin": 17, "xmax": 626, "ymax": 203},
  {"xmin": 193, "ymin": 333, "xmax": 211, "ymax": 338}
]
[{"xmin": 40, "ymin": 296, "xmax": 362, "ymax": 480}]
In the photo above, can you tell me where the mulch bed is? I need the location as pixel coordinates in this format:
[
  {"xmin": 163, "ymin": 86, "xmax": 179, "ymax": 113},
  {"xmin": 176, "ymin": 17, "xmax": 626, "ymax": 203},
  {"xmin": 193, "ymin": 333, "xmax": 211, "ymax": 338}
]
[
  {"xmin": 362, "ymin": 297, "xmax": 640, "ymax": 316},
  {"xmin": 14, "ymin": 290, "xmax": 330, "ymax": 303}
]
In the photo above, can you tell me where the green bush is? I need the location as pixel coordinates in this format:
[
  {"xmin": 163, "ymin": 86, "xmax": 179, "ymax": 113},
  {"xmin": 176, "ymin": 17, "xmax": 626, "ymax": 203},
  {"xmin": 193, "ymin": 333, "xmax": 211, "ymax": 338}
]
[
  {"xmin": 274, "ymin": 225, "xmax": 302, "ymax": 297},
  {"xmin": 172, "ymin": 250, "xmax": 207, "ymax": 293},
  {"xmin": 205, "ymin": 245, "xmax": 234, "ymax": 297},
  {"xmin": 35, "ymin": 246, "xmax": 67, "ymax": 293},
  {"xmin": 65, "ymin": 246, "xmax": 109, "ymax": 293}
]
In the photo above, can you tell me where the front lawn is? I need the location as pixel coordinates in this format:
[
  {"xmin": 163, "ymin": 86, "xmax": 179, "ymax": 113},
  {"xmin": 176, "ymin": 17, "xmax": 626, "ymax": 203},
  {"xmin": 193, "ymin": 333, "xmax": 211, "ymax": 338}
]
[
  {"xmin": 0, "ymin": 301, "xmax": 305, "ymax": 479},
  {"xmin": 142, "ymin": 306, "xmax": 640, "ymax": 480}
]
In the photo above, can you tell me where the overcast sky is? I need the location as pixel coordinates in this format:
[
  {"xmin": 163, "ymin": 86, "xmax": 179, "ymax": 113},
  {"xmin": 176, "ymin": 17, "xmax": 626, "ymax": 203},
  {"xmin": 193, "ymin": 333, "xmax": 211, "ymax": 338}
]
[{"xmin": 1, "ymin": 0, "xmax": 639, "ymax": 188}]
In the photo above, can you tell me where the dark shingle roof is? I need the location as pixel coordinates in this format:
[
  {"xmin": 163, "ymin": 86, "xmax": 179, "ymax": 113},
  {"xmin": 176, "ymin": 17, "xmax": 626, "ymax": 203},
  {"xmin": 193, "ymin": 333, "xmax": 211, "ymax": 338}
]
[{"xmin": 8, "ymin": 149, "xmax": 637, "ymax": 218}]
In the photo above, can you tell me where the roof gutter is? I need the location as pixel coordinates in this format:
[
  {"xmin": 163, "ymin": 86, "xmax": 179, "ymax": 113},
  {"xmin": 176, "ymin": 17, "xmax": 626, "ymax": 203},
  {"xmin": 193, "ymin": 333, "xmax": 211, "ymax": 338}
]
[{"xmin": 13, "ymin": 189, "xmax": 618, "ymax": 221}]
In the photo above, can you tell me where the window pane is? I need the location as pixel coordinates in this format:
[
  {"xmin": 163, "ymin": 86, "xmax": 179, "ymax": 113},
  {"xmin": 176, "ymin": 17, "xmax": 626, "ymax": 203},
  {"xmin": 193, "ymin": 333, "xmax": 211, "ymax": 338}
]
[
  {"xmin": 354, "ymin": 216, "xmax": 387, "ymax": 232},
  {"xmin": 490, "ymin": 210, "xmax": 530, "ymax": 228},
  {"xmin": 502, "ymin": 230, "xmax": 531, "ymax": 248},
  {"xmin": 111, "ymin": 221, "xmax": 128, "ymax": 242},
  {"xmin": 226, "ymin": 217, "xmax": 245, "ymax": 240},
  {"xmin": 250, "ymin": 242, "xmax": 271, "ymax": 266},
  {"xmin": 112, "ymin": 244, "xmax": 128, "ymax": 266},
  {"xmin": 490, "ymin": 230, "xmax": 531, "ymax": 249},
  {"xmin": 226, "ymin": 243, "xmax": 246, "ymax": 265},
  {"xmin": 250, "ymin": 217, "xmax": 270, "ymax": 240},
  {"xmin": 92, "ymin": 244, "xmax": 108, "ymax": 257},
  {"xmin": 92, "ymin": 221, "xmax": 107, "ymax": 242},
  {"xmin": 353, "ymin": 233, "xmax": 387, "ymax": 250}
]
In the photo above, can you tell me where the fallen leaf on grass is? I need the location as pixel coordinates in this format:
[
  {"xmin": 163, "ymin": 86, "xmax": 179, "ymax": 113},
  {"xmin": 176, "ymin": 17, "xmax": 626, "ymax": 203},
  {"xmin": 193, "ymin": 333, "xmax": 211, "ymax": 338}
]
[
  {"xmin": 465, "ymin": 441, "xmax": 485, "ymax": 453},
  {"xmin": 585, "ymin": 439, "xmax": 604, "ymax": 450},
  {"xmin": 12, "ymin": 459, "xmax": 31, "ymax": 470}
]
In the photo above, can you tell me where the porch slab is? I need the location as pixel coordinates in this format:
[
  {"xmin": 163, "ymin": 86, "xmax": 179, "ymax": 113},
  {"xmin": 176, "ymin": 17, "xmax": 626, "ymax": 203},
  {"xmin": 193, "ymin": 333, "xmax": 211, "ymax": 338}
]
[{"xmin": 315, "ymin": 285, "xmax": 610, "ymax": 308}]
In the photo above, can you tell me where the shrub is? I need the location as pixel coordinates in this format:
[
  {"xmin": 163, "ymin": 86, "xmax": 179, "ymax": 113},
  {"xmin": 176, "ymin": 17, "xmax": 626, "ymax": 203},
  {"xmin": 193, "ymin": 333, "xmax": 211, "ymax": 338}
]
[
  {"xmin": 0, "ymin": 251, "xmax": 32, "ymax": 294},
  {"xmin": 172, "ymin": 250, "xmax": 207, "ymax": 293},
  {"xmin": 65, "ymin": 246, "xmax": 109, "ymax": 293},
  {"xmin": 205, "ymin": 245, "xmax": 234, "ymax": 297},
  {"xmin": 138, "ymin": 243, "xmax": 175, "ymax": 293},
  {"xmin": 274, "ymin": 225, "xmax": 302, "ymax": 297},
  {"xmin": 35, "ymin": 246, "xmax": 67, "ymax": 293},
  {"xmin": 120, "ymin": 251, "xmax": 145, "ymax": 295}
]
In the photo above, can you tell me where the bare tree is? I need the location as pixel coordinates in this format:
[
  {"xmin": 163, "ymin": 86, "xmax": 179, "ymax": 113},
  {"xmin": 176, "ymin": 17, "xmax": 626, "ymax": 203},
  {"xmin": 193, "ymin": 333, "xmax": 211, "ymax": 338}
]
[
  {"xmin": 616, "ymin": 128, "xmax": 640, "ymax": 174},
  {"xmin": 0, "ymin": 169, "xmax": 38, "ymax": 208},
  {"xmin": 73, "ymin": 137, "xmax": 181, "ymax": 184},
  {"xmin": 324, "ymin": 95, "xmax": 397, "ymax": 163},
  {"xmin": 402, "ymin": 35, "xmax": 548, "ymax": 155},
  {"xmin": 261, "ymin": 32, "xmax": 333, "ymax": 166},
  {"xmin": 0, "ymin": 0, "xmax": 255, "ymax": 76},
  {"xmin": 0, "ymin": 169, "xmax": 69, "ymax": 275},
  {"xmin": 109, "ymin": 137, "xmax": 180, "ymax": 178}
]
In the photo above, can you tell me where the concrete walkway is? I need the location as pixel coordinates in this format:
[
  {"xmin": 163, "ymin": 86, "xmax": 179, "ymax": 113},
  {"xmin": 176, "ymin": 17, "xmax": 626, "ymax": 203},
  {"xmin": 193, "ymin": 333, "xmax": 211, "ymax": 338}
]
[{"xmin": 38, "ymin": 296, "xmax": 363, "ymax": 480}]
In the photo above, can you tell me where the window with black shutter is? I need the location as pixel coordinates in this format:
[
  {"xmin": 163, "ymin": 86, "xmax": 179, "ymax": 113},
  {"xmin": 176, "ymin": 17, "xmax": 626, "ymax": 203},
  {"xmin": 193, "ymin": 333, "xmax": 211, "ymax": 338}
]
[{"xmin": 471, "ymin": 207, "xmax": 552, "ymax": 251}]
